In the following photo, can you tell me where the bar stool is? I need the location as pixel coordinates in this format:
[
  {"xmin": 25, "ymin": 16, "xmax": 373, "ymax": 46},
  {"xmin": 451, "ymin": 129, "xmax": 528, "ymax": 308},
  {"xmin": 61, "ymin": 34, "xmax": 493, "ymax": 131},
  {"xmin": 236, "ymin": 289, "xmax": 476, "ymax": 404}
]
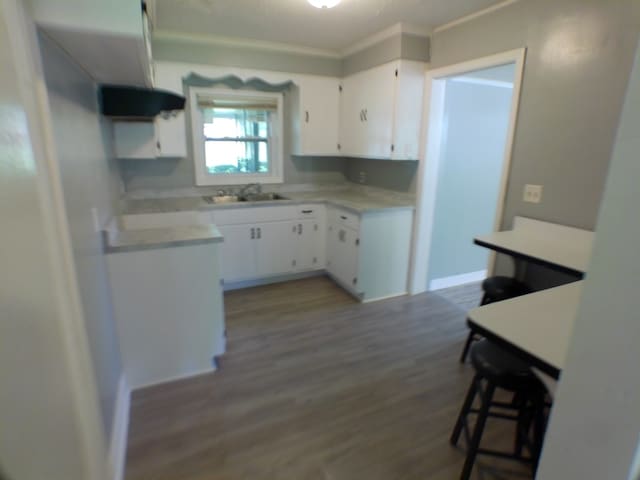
[
  {"xmin": 459, "ymin": 276, "xmax": 531, "ymax": 363},
  {"xmin": 451, "ymin": 340, "xmax": 546, "ymax": 480}
]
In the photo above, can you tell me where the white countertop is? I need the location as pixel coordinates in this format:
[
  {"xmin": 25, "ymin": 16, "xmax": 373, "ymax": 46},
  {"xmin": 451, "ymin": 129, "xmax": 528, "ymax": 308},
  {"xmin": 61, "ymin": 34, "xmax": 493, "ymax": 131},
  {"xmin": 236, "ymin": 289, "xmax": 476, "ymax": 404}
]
[
  {"xmin": 105, "ymin": 224, "xmax": 224, "ymax": 253},
  {"xmin": 120, "ymin": 186, "xmax": 415, "ymax": 216},
  {"xmin": 468, "ymin": 281, "xmax": 583, "ymax": 374},
  {"xmin": 475, "ymin": 216, "xmax": 594, "ymax": 274}
]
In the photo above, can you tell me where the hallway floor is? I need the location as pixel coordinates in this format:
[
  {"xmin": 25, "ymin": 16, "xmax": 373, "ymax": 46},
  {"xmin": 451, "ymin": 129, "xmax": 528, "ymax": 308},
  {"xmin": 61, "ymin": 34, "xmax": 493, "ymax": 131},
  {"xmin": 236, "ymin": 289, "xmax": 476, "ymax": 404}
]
[{"xmin": 125, "ymin": 276, "xmax": 532, "ymax": 480}]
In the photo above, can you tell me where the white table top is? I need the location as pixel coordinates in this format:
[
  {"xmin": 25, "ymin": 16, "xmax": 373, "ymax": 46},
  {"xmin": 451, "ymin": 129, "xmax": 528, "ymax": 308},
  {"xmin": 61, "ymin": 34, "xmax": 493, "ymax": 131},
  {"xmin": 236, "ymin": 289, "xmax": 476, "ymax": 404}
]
[
  {"xmin": 467, "ymin": 281, "xmax": 583, "ymax": 376},
  {"xmin": 474, "ymin": 216, "xmax": 594, "ymax": 275}
]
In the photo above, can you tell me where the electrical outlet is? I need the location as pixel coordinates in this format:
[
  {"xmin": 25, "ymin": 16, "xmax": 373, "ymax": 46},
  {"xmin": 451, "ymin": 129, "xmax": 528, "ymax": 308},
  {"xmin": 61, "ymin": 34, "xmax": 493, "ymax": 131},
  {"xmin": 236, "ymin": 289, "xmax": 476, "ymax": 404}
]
[
  {"xmin": 523, "ymin": 184, "xmax": 543, "ymax": 204},
  {"xmin": 358, "ymin": 171, "xmax": 367, "ymax": 184}
]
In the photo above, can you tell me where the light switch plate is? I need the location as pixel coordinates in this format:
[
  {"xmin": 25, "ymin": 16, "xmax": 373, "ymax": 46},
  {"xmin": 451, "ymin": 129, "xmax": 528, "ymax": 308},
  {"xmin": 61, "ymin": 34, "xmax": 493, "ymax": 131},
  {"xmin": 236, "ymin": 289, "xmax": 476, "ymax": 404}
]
[{"xmin": 523, "ymin": 184, "xmax": 543, "ymax": 204}]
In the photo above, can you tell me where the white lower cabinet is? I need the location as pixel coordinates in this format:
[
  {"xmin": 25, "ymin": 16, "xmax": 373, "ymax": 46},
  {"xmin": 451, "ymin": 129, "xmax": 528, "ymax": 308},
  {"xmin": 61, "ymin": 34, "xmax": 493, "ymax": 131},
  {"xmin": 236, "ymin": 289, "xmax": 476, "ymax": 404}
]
[
  {"xmin": 326, "ymin": 206, "xmax": 414, "ymax": 301},
  {"xmin": 211, "ymin": 206, "xmax": 299, "ymax": 284},
  {"xmin": 131, "ymin": 202, "xmax": 416, "ymax": 301},
  {"xmin": 326, "ymin": 221, "xmax": 360, "ymax": 293},
  {"xmin": 294, "ymin": 204, "xmax": 326, "ymax": 272},
  {"xmin": 216, "ymin": 224, "xmax": 259, "ymax": 282},
  {"xmin": 255, "ymin": 220, "xmax": 298, "ymax": 277}
]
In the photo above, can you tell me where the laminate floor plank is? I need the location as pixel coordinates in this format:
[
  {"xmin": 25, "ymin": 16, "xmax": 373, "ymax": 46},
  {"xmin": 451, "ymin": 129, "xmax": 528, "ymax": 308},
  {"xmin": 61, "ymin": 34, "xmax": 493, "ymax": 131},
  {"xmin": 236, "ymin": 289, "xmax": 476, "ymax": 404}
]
[{"xmin": 125, "ymin": 276, "xmax": 533, "ymax": 480}]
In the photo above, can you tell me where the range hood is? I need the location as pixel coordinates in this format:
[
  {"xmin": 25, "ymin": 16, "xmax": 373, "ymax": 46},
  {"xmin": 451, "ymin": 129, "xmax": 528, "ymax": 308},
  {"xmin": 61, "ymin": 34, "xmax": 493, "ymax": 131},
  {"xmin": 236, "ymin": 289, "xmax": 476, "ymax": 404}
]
[{"xmin": 99, "ymin": 85, "xmax": 186, "ymax": 120}]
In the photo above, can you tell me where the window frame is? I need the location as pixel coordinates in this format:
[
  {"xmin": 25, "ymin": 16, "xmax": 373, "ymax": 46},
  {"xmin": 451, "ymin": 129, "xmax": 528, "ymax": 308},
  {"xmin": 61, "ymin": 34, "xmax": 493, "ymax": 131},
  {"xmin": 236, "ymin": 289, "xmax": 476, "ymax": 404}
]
[{"xmin": 189, "ymin": 87, "xmax": 284, "ymax": 186}]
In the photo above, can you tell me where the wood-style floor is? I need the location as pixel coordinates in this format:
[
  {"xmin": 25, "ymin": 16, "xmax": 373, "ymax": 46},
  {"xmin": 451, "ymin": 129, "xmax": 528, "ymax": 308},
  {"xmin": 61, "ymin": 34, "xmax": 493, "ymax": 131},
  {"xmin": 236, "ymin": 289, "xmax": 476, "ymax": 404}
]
[{"xmin": 125, "ymin": 276, "xmax": 532, "ymax": 480}]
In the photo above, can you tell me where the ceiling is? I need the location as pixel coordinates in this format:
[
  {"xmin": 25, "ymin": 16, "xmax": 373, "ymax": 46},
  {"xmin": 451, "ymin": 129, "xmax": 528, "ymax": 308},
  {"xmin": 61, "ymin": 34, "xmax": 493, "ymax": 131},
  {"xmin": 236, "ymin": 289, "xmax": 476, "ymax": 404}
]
[{"xmin": 153, "ymin": 0, "xmax": 506, "ymax": 54}]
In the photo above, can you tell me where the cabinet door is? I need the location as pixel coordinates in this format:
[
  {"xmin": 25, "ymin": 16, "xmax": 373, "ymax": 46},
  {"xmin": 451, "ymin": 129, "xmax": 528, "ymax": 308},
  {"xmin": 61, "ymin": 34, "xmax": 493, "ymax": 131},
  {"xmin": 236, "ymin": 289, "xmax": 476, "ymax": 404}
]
[
  {"xmin": 339, "ymin": 73, "xmax": 367, "ymax": 156},
  {"xmin": 326, "ymin": 223, "xmax": 359, "ymax": 291},
  {"xmin": 155, "ymin": 116, "xmax": 187, "ymax": 158},
  {"xmin": 391, "ymin": 60, "xmax": 426, "ymax": 160},
  {"xmin": 295, "ymin": 219, "xmax": 325, "ymax": 271},
  {"xmin": 361, "ymin": 62, "xmax": 396, "ymax": 159},
  {"xmin": 216, "ymin": 224, "xmax": 258, "ymax": 283},
  {"xmin": 113, "ymin": 122, "xmax": 156, "ymax": 159},
  {"xmin": 298, "ymin": 77, "xmax": 340, "ymax": 155},
  {"xmin": 255, "ymin": 221, "xmax": 297, "ymax": 277}
]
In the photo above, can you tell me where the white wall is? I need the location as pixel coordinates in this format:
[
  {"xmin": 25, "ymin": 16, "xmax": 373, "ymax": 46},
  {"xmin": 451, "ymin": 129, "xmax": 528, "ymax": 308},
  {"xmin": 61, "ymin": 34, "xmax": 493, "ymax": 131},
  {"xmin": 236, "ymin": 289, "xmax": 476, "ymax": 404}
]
[
  {"xmin": 537, "ymin": 38, "xmax": 640, "ymax": 479},
  {"xmin": 38, "ymin": 32, "xmax": 124, "ymax": 441},
  {"xmin": 428, "ymin": 71, "xmax": 514, "ymax": 284},
  {"xmin": 0, "ymin": 0, "xmax": 108, "ymax": 478}
]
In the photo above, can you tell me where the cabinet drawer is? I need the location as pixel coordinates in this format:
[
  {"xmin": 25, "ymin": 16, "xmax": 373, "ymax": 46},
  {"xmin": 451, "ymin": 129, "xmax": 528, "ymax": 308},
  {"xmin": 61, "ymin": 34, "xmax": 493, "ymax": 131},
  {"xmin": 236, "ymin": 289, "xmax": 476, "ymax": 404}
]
[
  {"xmin": 297, "ymin": 204, "xmax": 323, "ymax": 219},
  {"xmin": 329, "ymin": 208, "xmax": 360, "ymax": 231},
  {"xmin": 212, "ymin": 206, "xmax": 296, "ymax": 226}
]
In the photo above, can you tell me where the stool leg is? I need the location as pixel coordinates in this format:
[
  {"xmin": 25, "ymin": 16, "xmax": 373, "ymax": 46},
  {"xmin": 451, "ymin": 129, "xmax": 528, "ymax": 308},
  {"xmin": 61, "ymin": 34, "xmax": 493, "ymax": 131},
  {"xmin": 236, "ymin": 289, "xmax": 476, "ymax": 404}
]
[
  {"xmin": 460, "ymin": 381, "xmax": 496, "ymax": 480},
  {"xmin": 459, "ymin": 331, "xmax": 475, "ymax": 364},
  {"xmin": 480, "ymin": 293, "xmax": 491, "ymax": 306},
  {"xmin": 450, "ymin": 374, "xmax": 480, "ymax": 446},
  {"xmin": 532, "ymin": 391, "xmax": 547, "ymax": 473}
]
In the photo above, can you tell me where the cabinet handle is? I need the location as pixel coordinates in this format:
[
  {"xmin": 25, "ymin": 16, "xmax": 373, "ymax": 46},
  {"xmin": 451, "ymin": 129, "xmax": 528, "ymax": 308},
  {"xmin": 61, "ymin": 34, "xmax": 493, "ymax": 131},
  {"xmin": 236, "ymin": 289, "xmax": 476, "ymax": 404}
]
[
  {"xmin": 305, "ymin": 110, "xmax": 309, "ymax": 123},
  {"xmin": 340, "ymin": 215, "xmax": 347, "ymax": 220},
  {"xmin": 363, "ymin": 109, "xmax": 368, "ymax": 121},
  {"xmin": 292, "ymin": 225, "xmax": 297, "ymax": 233},
  {"xmin": 302, "ymin": 209, "xmax": 313, "ymax": 214},
  {"xmin": 156, "ymin": 140, "xmax": 161, "ymax": 152},
  {"xmin": 298, "ymin": 223, "xmax": 302, "ymax": 235},
  {"xmin": 359, "ymin": 110, "xmax": 363, "ymax": 122},
  {"xmin": 353, "ymin": 277, "xmax": 358, "ymax": 285},
  {"xmin": 257, "ymin": 227, "xmax": 261, "ymax": 239},
  {"xmin": 250, "ymin": 227, "xmax": 255, "ymax": 239}
]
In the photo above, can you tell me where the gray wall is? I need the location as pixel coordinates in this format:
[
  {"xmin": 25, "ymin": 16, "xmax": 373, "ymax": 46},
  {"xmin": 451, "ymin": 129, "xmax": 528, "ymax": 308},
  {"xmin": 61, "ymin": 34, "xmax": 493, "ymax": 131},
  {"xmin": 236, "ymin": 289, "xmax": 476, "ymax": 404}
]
[
  {"xmin": 342, "ymin": 33, "xmax": 430, "ymax": 76},
  {"xmin": 154, "ymin": 32, "xmax": 430, "ymax": 79},
  {"xmin": 430, "ymin": 0, "xmax": 640, "ymax": 285},
  {"xmin": 428, "ymin": 78, "xmax": 513, "ymax": 283},
  {"xmin": 39, "ymin": 33, "xmax": 123, "ymax": 439},
  {"xmin": 345, "ymin": 158, "xmax": 418, "ymax": 192},
  {"xmin": 537, "ymin": 37, "xmax": 640, "ymax": 480},
  {"xmin": 153, "ymin": 36, "xmax": 343, "ymax": 77}
]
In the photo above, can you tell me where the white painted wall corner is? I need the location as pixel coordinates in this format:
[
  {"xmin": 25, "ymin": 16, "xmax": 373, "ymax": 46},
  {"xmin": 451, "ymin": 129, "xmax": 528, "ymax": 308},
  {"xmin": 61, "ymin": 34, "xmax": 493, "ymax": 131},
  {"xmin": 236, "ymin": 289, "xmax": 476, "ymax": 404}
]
[
  {"xmin": 109, "ymin": 374, "xmax": 130, "ymax": 480},
  {"xmin": 429, "ymin": 270, "xmax": 487, "ymax": 291}
]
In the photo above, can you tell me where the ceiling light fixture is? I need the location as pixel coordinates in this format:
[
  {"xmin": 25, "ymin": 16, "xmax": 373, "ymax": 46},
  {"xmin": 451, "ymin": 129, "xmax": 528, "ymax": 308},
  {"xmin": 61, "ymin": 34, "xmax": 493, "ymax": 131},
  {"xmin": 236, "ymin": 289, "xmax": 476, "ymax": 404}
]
[{"xmin": 307, "ymin": 0, "xmax": 341, "ymax": 8}]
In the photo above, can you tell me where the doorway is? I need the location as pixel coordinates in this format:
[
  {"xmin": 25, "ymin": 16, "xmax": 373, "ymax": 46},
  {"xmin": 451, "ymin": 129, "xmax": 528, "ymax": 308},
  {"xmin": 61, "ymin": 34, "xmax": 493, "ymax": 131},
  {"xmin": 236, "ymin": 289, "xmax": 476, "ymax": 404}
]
[{"xmin": 410, "ymin": 49, "xmax": 526, "ymax": 294}]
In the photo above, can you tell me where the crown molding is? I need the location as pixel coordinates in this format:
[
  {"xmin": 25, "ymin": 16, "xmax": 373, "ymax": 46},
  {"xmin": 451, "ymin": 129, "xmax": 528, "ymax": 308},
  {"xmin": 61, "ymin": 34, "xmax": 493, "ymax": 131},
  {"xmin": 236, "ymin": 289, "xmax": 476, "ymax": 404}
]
[
  {"xmin": 153, "ymin": 30, "xmax": 343, "ymax": 59},
  {"xmin": 433, "ymin": 0, "xmax": 520, "ymax": 33},
  {"xmin": 341, "ymin": 22, "xmax": 430, "ymax": 57}
]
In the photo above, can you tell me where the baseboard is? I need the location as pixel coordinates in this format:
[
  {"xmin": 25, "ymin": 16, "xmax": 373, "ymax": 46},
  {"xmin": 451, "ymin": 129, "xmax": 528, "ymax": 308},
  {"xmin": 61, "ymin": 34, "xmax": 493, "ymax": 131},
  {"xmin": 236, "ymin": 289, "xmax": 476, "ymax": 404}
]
[
  {"xmin": 223, "ymin": 270, "xmax": 324, "ymax": 291},
  {"xmin": 429, "ymin": 270, "xmax": 487, "ymax": 291},
  {"xmin": 109, "ymin": 374, "xmax": 130, "ymax": 480},
  {"xmin": 361, "ymin": 291, "xmax": 408, "ymax": 303},
  {"xmin": 131, "ymin": 366, "xmax": 217, "ymax": 391}
]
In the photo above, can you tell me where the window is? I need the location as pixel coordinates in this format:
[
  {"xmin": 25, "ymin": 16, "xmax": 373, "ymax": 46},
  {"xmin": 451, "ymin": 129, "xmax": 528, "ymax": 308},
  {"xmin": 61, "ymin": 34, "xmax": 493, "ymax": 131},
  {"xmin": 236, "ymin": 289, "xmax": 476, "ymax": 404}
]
[{"xmin": 189, "ymin": 88, "xmax": 284, "ymax": 185}]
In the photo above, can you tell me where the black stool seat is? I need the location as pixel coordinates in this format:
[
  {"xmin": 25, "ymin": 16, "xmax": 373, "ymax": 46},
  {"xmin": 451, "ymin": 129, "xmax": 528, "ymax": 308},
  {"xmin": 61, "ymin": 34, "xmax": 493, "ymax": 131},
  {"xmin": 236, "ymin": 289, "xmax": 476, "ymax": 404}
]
[
  {"xmin": 459, "ymin": 276, "xmax": 532, "ymax": 363},
  {"xmin": 481, "ymin": 276, "xmax": 531, "ymax": 302},
  {"xmin": 470, "ymin": 340, "xmax": 536, "ymax": 391}
]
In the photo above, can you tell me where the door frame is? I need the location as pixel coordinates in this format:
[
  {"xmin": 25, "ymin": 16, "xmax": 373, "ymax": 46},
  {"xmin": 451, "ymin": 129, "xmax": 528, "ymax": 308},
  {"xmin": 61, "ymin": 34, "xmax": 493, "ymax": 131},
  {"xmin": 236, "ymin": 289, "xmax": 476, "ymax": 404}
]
[{"xmin": 409, "ymin": 48, "xmax": 527, "ymax": 294}]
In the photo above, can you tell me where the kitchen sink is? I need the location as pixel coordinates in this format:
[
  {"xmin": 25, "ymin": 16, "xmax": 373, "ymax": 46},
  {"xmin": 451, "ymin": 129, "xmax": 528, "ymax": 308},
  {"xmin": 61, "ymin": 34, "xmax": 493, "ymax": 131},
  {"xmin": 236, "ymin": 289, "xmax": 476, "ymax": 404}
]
[
  {"xmin": 241, "ymin": 192, "xmax": 289, "ymax": 202},
  {"xmin": 202, "ymin": 193, "xmax": 289, "ymax": 204},
  {"xmin": 202, "ymin": 195, "xmax": 245, "ymax": 204}
]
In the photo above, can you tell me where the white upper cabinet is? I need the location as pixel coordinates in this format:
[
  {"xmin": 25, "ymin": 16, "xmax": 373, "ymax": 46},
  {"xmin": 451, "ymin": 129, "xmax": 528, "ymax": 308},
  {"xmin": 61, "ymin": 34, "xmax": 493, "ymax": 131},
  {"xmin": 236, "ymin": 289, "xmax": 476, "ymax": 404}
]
[
  {"xmin": 290, "ymin": 77, "xmax": 341, "ymax": 156},
  {"xmin": 339, "ymin": 60, "xmax": 426, "ymax": 160},
  {"xmin": 113, "ymin": 119, "xmax": 186, "ymax": 159},
  {"xmin": 28, "ymin": 0, "xmax": 153, "ymax": 87}
]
